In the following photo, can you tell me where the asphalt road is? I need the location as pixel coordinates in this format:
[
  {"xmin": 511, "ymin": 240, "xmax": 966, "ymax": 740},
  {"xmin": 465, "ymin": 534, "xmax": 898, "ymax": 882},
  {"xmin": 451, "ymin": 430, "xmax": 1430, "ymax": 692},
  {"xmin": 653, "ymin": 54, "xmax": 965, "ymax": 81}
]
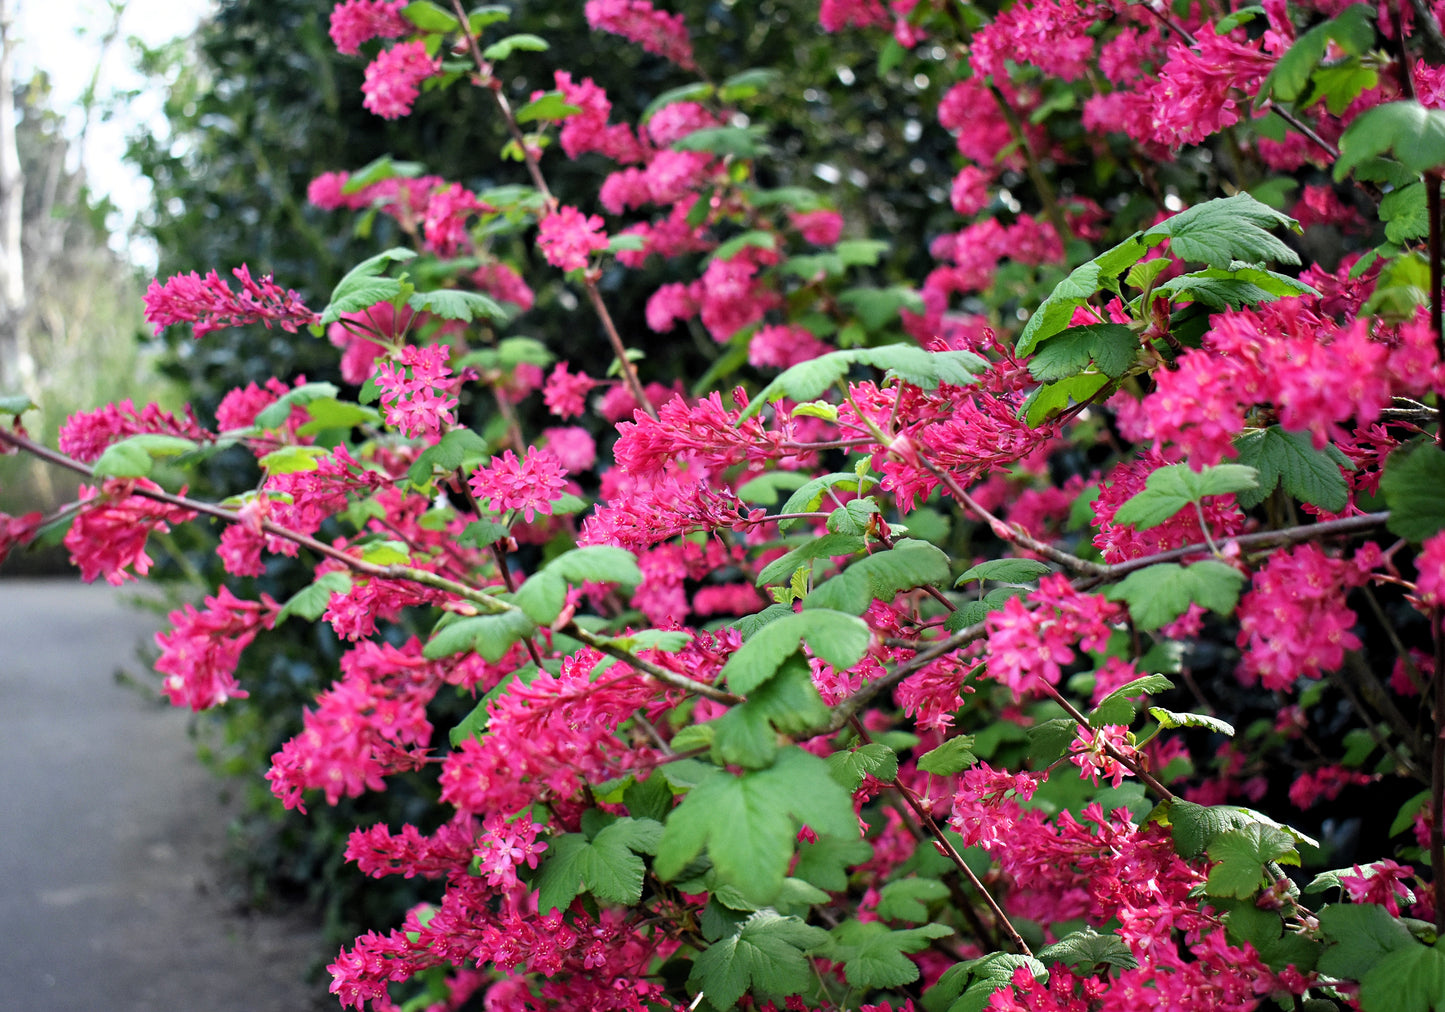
[{"xmin": 0, "ymin": 579, "xmax": 328, "ymax": 1011}]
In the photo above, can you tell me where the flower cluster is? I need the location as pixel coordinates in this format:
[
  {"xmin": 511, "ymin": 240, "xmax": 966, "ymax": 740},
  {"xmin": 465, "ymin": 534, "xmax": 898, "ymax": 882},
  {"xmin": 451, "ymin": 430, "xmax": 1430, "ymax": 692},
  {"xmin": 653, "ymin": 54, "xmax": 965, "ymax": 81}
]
[{"xmin": 143, "ymin": 265, "xmax": 318, "ymax": 338}]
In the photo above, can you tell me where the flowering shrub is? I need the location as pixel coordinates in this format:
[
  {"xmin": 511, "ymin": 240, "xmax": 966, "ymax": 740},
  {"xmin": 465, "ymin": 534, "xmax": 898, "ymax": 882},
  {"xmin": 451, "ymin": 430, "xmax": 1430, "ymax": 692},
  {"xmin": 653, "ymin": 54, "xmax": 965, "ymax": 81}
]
[{"xmin": 6, "ymin": 0, "xmax": 1445, "ymax": 1009}]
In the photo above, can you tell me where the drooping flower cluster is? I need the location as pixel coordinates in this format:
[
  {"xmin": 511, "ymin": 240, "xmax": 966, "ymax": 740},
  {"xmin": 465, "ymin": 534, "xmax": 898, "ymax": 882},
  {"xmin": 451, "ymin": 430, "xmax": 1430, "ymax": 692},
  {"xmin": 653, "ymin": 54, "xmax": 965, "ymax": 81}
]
[
  {"xmin": 57, "ymin": 399, "xmax": 210, "ymax": 463},
  {"xmin": 984, "ymin": 575, "xmax": 1121, "ymax": 698},
  {"xmin": 361, "ymin": 40, "xmax": 439, "ymax": 120},
  {"xmin": 1236, "ymin": 543, "xmax": 1366, "ymax": 691},
  {"xmin": 64, "ymin": 480, "xmax": 197, "ymax": 586},
  {"xmin": 154, "ymin": 586, "xmax": 277, "ymax": 710},
  {"xmin": 584, "ymin": 0, "xmax": 696, "ymax": 69},
  {"xmin": 143, "ymin": 265, "xmax": 319, "ymax": 338},
  {"xmin": 536, "ymin": 206, "xmax": 610, "ymax": 272}
]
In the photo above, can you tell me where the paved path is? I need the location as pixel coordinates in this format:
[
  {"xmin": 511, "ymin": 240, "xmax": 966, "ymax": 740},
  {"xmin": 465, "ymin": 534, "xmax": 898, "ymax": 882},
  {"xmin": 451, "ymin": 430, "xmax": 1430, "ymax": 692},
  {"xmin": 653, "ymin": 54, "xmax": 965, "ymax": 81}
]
[{"xmin": 0, "ymin": 579, "xmax": 328, "ymax": 1011}]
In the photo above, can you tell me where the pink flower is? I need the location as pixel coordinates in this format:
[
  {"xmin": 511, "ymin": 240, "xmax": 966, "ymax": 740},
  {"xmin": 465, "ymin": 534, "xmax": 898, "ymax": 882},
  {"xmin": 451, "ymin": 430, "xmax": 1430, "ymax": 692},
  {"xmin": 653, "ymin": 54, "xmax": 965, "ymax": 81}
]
[
  {"xmin": 58, "ymin": 400, "xmax": 209, "ymax": 463},
  {"xmin": 469, "ymin": 447, "xmax": 568, "ymax": 522},
  {"xmin": 1069, "ymin": 724, "xmax": 1136, "ymax": 788},
  {"xmin": 1237, "ymin": 544, "xmax": 1364, "ymax": 691},
  {"xmin": 542, "ymin": 426, "xmax": 598, "ymax": 472},
  {"xmin": 1340, "ymin": 860, "xmax": 1416, "ymax": 917},
  {"xmin": 375, "ymin": 344, "xmax": 458, "ymax": 439},
  {"xmin": 143, "ymin": 265, "xmax": 318, "ymax": 339},
  {"xmin": 307, "ymin": 170, "xmax": 371, "ymax": 210},
  {"xmin": 65, "ymin": 480, "xmax": 197, "ymax": 586},
  {"xmin": 329, "ymin": 0, "xmax": 411, "ymax": 55},
  {"xmin": 470, "ymin": 260, "xmax": 535, "ymax": 311},
  {"xmin": 542, "ymin": 363, "xmax": 599, "ymax": 419},
  {"xmin": 155, "ymin": 586, "xmax": 275, "ymax": 710},
  {"xmin": 747, "ymin": 324, "xmax": 831, "ymax": 370},
  {"xmin": 361, "ymin": 40, "xmax": 438, "ymax": 120},
  {"xmin": 536, "ymin": 206, "xmax": 609, "ymax": 272},
  {"xmin": 421, "ymin": 183, "xmax": 492, "ymax": 257},
  {"xmin": 791, "ymin": 209, "xmax": 844, "ymax": 245},
  {"xmin": 1416, "ymin": 532, "xmax": 1445, "ymax": 609},
  {"xmin": 584, "ymin": 0, "xmax": 695, "ymax": 69}
]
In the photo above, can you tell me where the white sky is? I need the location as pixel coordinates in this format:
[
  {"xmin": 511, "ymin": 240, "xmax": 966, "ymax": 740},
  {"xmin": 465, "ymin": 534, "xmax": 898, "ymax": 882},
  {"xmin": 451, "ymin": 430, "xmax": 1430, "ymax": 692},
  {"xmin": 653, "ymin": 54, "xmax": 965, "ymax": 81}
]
[{"xmin": 12, "ymin": 0, "xmax": 215, "ymax": 261}]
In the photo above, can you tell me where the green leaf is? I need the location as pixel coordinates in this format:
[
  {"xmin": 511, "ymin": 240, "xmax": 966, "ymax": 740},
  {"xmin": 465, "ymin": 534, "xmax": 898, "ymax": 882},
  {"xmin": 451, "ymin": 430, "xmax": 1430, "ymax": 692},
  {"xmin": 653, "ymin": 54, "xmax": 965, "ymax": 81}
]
[
  {"xmin": 1022, "ymin": 372, "xmax": 1111, "ymax": 427},
  {"xmin": 926, "ymin": 954, "xmax": 1047, "ymax": 1012},
  {"xmin": 1112, "ymin": 463, "xmax": 1258, "ymax": 530},
  {"xmin": 956, "ymin": 559, "xmax": 1051, "ymax": 588},
  {"xmin": 688, "ymin": 910, "xmax": 830, "ymax": 1011},
  {"xmin": 359, "ymin": 539, "xmax": 410, "ymax": 565},
  {"xmin": 423, "ymin": 609, "xmax": 536, "ymax": 662},
  {"xmin": 673, "ymin": 126, "xmax": 763, "ymax": 158},
  {"xmin": 827, "ymin": 919, "xmax": 955, "ymax": 989},
  {"xmin": 827, "ymin": 499, "xmax": 881, "ymax": 536},
  {"xmin": 513, "ymin": 572, "xmax": 566, "ymax": 625},
  {"xmin": 1016, "ymin": 253, "xmax": 1121, "ymax": 356},
  {"xmin": 513, "ymin": 90, "xmax": 581, "ymax": 124},
  {"xmin": 535, "ymin": 817, "xmax": 662, "ymax": 912},
  {"xmin": 457, "ymin": 519, "xmax": 511, "ymax": 547},
  {"xmin": 826, "ymin": 743, "xmax": 899, "ymax": 791},
  {"xmin": 876, "ymin": 877, "xmax": 951, "ymax": 922},
  {"xmin": 321, "ymin": 248, "xmax": 416, "ymax": 324},
  {"xmin": 776, "ymin": 472, "xmax": 878, "ymax": 531},
  {"xmin": 408, "ymin": 428, "xmax": 489, "ymax": 485},
  {"xmin": 917, "ymin": 735, "xmax": 979, "ymax": 775},
  {"xmin": 1152, "ymin": 267, "xmax": 1318, "ymax": 309},
  {"xmin": 1381, "ymin": 182, "xmax": 1431, "ymax": 244},
  {"xmin": 1106, "ymin": 561, "xmax": 1245, "ymax": 631},
  {"xmin": 1336, "ymin": 101, "xmax": 1445, "ymax": 180},
  {"xmin": 407, "ymin": 289, "xmax": 509, "ymax": 323},
  {"xmin": 1148, "ymin": 706, "xmax": 1236, "ymax": 736},
  {"xmin": 1142, "ymin": 193, "xmax": 1301, "ymax": 268},
  {"xmin": 1162, "ymin": 799, "xmax": 1315, "ymax": 859},
  {"xmin": 793, "ymin": 836, "xmax": 874, "ymax": 893},
  {"xmin": 92, "ymin": 433, "xmax": 200, "ymax": 478},
  {"xmin": 341, "ymin": 155, "xmax": 424, "ymax": 194},
  {"xmin": 295, "ymin": 397, "xmax": 381, "ymax": 436},
  {"xmin": 1360, "ymin": 941, "xmax": 1445, "ymax": 1011},
  {"xmin": 543, "ymin": 545, "xmax": 643, "ymax": 589},
  {"xmin": 1026, "ymin": 717, "xmax": 1079, "ymax": 766},
  {"xmin": 1381, "ymin": 443, "xmax": 1445, "ymax": 541},
  {"xmin": 804, "ymin": 539, "xmax": 952, "ymax": 616},
  {"xmin": 1205, "ymin": 823, "xmax": 1299, "ymax": 898},
  {"xmin": 481, "ymin": 33, "xmax": 548, "ymax": 60},
  {"xmin": 756, "ymin": 533, "xmax": 864, "ymax": 587},
  {"xmin": 255, "ymin": 381, "xmax": 341, "ymax": 430},
  {"xmin": 624, "ymin": 773, "xmax": 675, "ymax": 823},
  {"xmin": 710, "ymin": 230, "xmax": 776, "ymax": 264},
  {"xmin": 1035, "ymin": 927, "xmax": 1139, "ymax": 972},
  {"xmin": 401, "ymin": 1, "xmax": 458, "ymax": 31},
  {"xmin": 720, "ymin": 609, "xmax": 870, "ymax": 694},
  {"xmin": 718, "ymin": 67, "xmax": 782, "ymax": 102},
  {"xmin": 709, "ymin": 654, "xmax": 831, "ymax": 768},
  {"xmin": 655, "ymin": 747, "xmax": 859, "ymax": 907},
  {"xmin": 1318, "ymin": 902, "xmax": 1419, "ymax": 981},
  {"xmin": 1027, "ymin": 324, "xmax": 1138, "ymax": 381},
  {"xmin": 1221, "ymin": 901, "xmax": 1322, "ymax": 973},
  {"xmin": 1088, "ymin": 673, "xmax": 1176, "ymax": 726},
  {"xmin": 1259, "ymin": 17, "xmax": 1332, "ymax": 104},
  {"xmin": 838, "ymin": 285, "xmax": 926, "ymax": 331},
  {"xmin": 739, "ymin": 345, "xmax": 985, "ymax": 420},
  {"xmin": 1233, "ymin": 426, "xmax": 1351, "ymax": 511},
  {"xmin": 276, "ymin": 571, "xmax": 352, "ymax": 624}
]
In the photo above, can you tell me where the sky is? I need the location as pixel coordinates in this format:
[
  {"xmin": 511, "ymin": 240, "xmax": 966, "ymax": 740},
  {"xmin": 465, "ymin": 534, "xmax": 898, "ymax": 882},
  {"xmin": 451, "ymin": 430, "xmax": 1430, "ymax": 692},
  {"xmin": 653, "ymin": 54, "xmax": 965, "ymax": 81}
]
[{"xmin": 12, "ymin": 0, "xmax": 215, "ymax": 262}]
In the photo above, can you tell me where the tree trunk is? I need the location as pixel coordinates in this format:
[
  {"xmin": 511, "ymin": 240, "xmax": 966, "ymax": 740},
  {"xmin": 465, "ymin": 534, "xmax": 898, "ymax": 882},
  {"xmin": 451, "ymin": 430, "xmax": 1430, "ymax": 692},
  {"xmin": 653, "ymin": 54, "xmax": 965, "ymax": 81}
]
[{"xmin": 0, "ymin": 0, "xmax": 30, "ymax": 396}]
